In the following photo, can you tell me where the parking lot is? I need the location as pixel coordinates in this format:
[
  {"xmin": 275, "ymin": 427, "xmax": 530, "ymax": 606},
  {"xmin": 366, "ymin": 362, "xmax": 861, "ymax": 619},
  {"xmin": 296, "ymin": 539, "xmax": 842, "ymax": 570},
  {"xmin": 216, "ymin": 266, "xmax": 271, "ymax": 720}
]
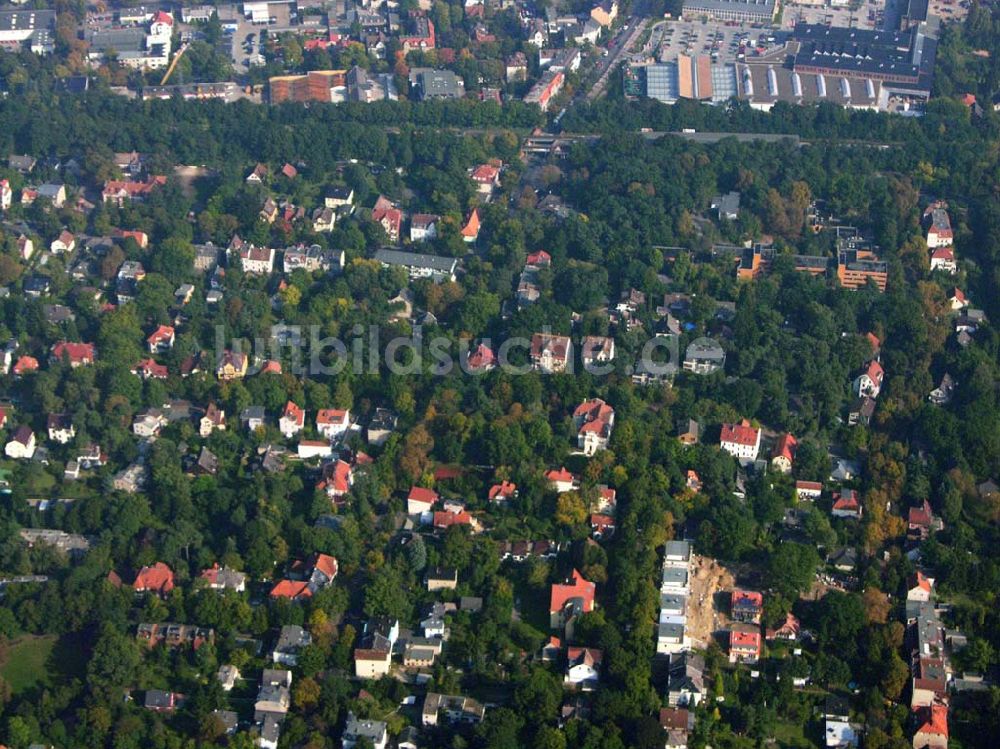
[
  {"xmin": 779, "ymin": 0, "xmax": 888, "ymax": 31},
  {"xmin": 654, "ymin": 19, "xmax": 787, "ymax": 64}
]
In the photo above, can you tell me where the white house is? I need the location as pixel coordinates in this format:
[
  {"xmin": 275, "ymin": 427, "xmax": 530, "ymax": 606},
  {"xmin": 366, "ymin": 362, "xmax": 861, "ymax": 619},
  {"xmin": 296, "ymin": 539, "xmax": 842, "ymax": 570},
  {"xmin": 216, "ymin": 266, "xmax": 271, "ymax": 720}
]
[
  {"xmin": 719, "ymin": 420, "xmax": 761, "ymax": 462},
  {"xmin": 4, "ymin": 426, "xmax": 35, "ymax": 459},
  {"xmin": 279, "ymin": 401, "xmax": 305, "ymax": 438},
  {"xmin": 564, "ymin": 647, "xmax": 602, "ymax": 689},
  {"xmin": 297, "ymin": 440, "xmax": 332, "ymax": 460},
  {"xmin": 238, "ymin": 245, "xmax": 276, "ymax": 274},
  {"xmin": 316, "ymin": 409, "xmax": 350, "ymax": 440},
  {"xmin": 573, "ymin": 398, "xmax": 615, "ymax": 456},
  {"xmin": 930, "ymin": 247, "xmax": 957, "ymax": 274},
  {"xmin": 853, "ymin": 360, "xmax": 884, "ymax": 398},
  {"xmin": 409, "ymin": 213, "xmax": 440, "ymax": 242}
]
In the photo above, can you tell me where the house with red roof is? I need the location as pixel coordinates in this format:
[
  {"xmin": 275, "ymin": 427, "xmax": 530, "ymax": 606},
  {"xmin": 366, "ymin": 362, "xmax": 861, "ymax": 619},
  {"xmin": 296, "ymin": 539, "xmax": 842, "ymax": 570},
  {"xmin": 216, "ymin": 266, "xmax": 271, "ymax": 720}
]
[
  {"xmin": 460, "ymin": 207, "xmax": 481, "ymax": 243},
  {"xmin": 280, "ymin": 401, "xmax": 305, "ymax": 439},
  {"xmin": 270, "ymin": 580, "xmax": 313, "ymax": 601},
  {"xmin": 407, "ymin": 486, "xmax": 439, "ymax": 515},
  {"xmin": 564, "ymin": 646, "xmax": 603, "ymax": 688},
  {"xmin": 770, "ymin": 433, "xmax": 797, "ymax": 473},
  {"xmin": 930, "ymin": 247, "xmax": 957, "ymax": 275},
  {"xmin": 372, "ymin": 195, "xmax": 403, "ymax": 243},
  {"xmin": 596, "ymin": 485, "xmax": 617, "ymax": 513},
  {"xmin": 470, "ymin": 163, "xmax": 501, "ymax": 195},
  {"xmin": 832, "ymin": 489, "xmax": 863, "ymax": 519},
  {"xmin": 51, "ymin": 341, "xmax": 96, "ymax": 367},
  {"xmin": 200, "ymin": 403, "xmax": 226, "ymax": 438},
  {"xmin": 133, "ymin": 563, "xmax": 175, "ymax": 597},
  {"xmin": 199, "ymin": 564, "xmax": 247, "ymax": 592},
  {"xmin": 907, "ymin": 571, "xmax": 933, "ymax": 602},
  {"xmin": 465, "ymin": 342, "xmax": 496, "ymax": 372},
  {"xmin": 948, "ymin": 287, "xmax": 968, "ymax": 311},
  {"xmin": 795, "ymin": 480, "xmax": 822, "ymax": 501},
  {"xmin": 12, "ymin": 355, "xmax": 39, "ymax": 375},
  {"xmin": 526, "ymin": 250, "xmax": 552, "ymax": 268},
  {"xmin": 102, "ymin": 176, "xmax": 166, "ymax": 207},
  {"xmin": 590, "ymin": 513, "xmax": 615, "ymax": 539},
  {"xmin": 765, "ymin": 612, "xmax": 800, "ymax": 641},
  {"xmin": 530, "ymin": 333, "xmax": 572, "ymax": 373},
  {"xmin": 728, "ymin": 629, "xmax": 761, "ymax": 664},
  {"xmin": 147, "ymin": 325, "xmax": 175, "ymax": 353},
  {"xmin": 433, "ymin": 509, "xmax": 472, "ymax": 530},
  {"xmin": 317, "ymin": 459, "xmax": 353, "ymax": 501},
  {"xmin": 908, "ymin": 500, "xmax": 940, "ymax": 541},
  {"xmin": 316, "ymin": 408, "xmax": 350, "ymax": 440},
  {"xmin": 488, "ymin": 480, "xmax": 517, "ymax": 503},
  {"xmin": 549, "ymin": 569, "xmax": 595, "ymax": 629},
  {"xmin": 853, "ymin": 360, "xmax": 884, "ymax": 398},
  {"xmin": 923, "ymin": 201, "xmax": 953, "ymax": 249},
  {"xmin": 132, "ymin": 359, "xmax": 169, "ymax": 380},
  {"xmin": 731, "ymin": 590, "xmax": 763, "ymax": 624},
  {"xmin": 573, "ymin": 398, "xmax": 615, "ymax": 455},
  {"xmin": 545, "ymin": 467, "xmax": 578, "ymax": 493},
  {"xmin": 912, "ymin": 702, "xmax": 948, "ymax": 749},
  {"xmin": 719, "ymin": 419, "xmax": 761, "ymax": 462}
]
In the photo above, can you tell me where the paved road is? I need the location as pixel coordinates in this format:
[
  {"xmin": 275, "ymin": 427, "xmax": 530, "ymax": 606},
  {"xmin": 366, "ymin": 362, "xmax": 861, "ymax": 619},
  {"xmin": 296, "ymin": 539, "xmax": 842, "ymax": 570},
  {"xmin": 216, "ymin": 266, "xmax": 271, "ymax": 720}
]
[{"xmin": 585, "ymin": 17, "xmax": 648, "ymax": 102}]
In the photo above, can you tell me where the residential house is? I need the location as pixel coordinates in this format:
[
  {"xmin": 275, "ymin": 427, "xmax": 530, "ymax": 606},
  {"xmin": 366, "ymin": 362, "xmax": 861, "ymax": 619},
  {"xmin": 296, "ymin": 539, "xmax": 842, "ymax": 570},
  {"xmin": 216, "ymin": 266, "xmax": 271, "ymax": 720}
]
[
  {"xmin": 683, "ymin": 338, "xmax": 725, "ymax": 374},
  {"xmin": 279, "ymin": 401, "xmax": 305, "ymax": 438},
  {"xmin": 241, "ymin": 406, "xmax": 265, "ymax": 432},
  {"xmin": 530, "ymin": 333, "xmax": 572, "ymax": 373},
  {"xmin": 199, "ymin": 564, "xmax": 247, "ymax": 592},
  {"xmin": 324, "ymin": 187, "xmax": 354, "ymax": 208},
  {"xmin": 147, "ymin": 325, "xmax": 175, "ymax": 353},
  {"xmin": 425, "ymin": 567, "xmax": 458, "ymax": 591},
  {"xmin": 216, "ymin": 350, "xmax": 248, "ymax": 380},
  {"xmin": 923, "ymin": 202, "xmax": 953, "ymax": 248},
  {"xmin": 342, "ymin": 713, "xmax": 388, "ymax": 749},
  {"xmin": 911, "ymin": 703, "xmax": 948, "ymax": 749},
  {"xmin": 316, "ymin": 459, "xmax": 352, "ymax": 499},
  {"xmin": 907, "ymin": 571, "xmax": 933, "ymax": 602},
  {"xmin": 133, "ymin": 408, "xmax": 167, "ymax": 437},
  {"xmin": 50, "ymin": 229, "xmax": 75, "ymax": 253},
  {"xmin": 133, "ymin": 563, "xmax": 175, "ymax": 596},
  {"xmin": 46, "ymin": 413, "xmax": 75, "ymax": 444},
  {"xmin": 217, "ymin": 665, "xmax": 240, "ymax": 691},
  {"xmin": 239, "ymin": 245, "xmax": 276, "ymax": 274},
  {"xmin": 948, "ymin": 288, "xmax": 969, "ymax": 311},
  {"xmin": 488, "ymin": 480, "xmax": 517, "ymax": 503},
  {"xmin": 4, "ymin": 426, "xmax": 36, "ymax": 459},
  {"xmin": 832, "ymin": 489, "xmax": 863, "ymax": 519},
  {"xmin": 51, "ymin": 341, "xmax": 96, "ymax": 367},
  {"xmin": 465, "ymin": 342, "xmax": 497, "ymax": 372},
  {"xmin": 796, "ymin": 480, "xmax": 823, "ymax": 501},
  {"xmin": 199, "ymin": 403, "xmax": 226, "ymax": 438},
  {"xmin": 545, "ymin": 467, "xmax": 578, "ymax": 493},
  {"xmin": 461, "ymin": 207, "xmax": 481, "ymax": 243},
  {"xmin": 470, "ymin": 163, "xmax": 501, "ymax": 196},
  {"xmin": 573, "ymin": 398, "xmax": 615, "ymax": 455},
  {"xmin": 766, "ymin": 612, "xmax": 801, "ymax": 641},
  {"xmin": 371, "ymin": 196, "xmax": 403, "ymax": 243},
  {"xmin": 771, "ymin": 433, "xmax": 797, "ymax": 473},
  {"xmin": 581, "ymin": 336, "xmax": 615, "ymax": 368},
  {"xmin": 373, "ymin": 249, "xmax": 457, "ymax": 282},
  {"xmin": 407, "ymin": 486, "xmax": 439, "ymax": 515},
  {"xmin": 316, "ymin": 409, "xmax": 350, "ymax": 440},
  {"xmin": 297, "ymin": 440, "xmax": 332, "ymax": 460},
  {"xmin": 136, "ymin": 622, "xmax": 215, "ymax": 650},
  {"xmin": 667, "ymin": 652, "xmax": 705, "ymax": 707},
  {"xmin": 677, "ymin": 419, "xmax": 700, "ymax": 446},
  {"xmin": 711, "ymin": 191, "xmax": 741, "ymax": 220},
  {"xmin": 731, "ymin": 590, "xmax": 763, "ymax": 624},
  {"xmin": 409, "ymin": 213, "xmax": 440, "ymax": 242},
  {"xmin": 272, "ymin": 625, "xmax": 312, "ymax": 666},
  {"xmin": 930, "ymin": 247, "xmax": 957, "ymax": 274},
  {"xmin": 719, "ymin": 419, "xmax": 761, "ymax": 462},
  {"xmin": 854, "ymin": 360, "xmax": 885, "ymax": 398},
  {"xmin": 848, "ymin": 396, "xmax": 876, "ymax": 426},
  {"xmin": 145, "ymin": 689, "xmax": 181, "ymax": 713},
  {"xmin": 422, "ymin": 693, "xmax": 486, "ymax": 727},
  {"xmin": 729, "ymin": 628, "xmax": 761, "ymax": 664},
  {"xmin": 549, "ymin": 569, "xmax": 596, "ymax": 629},
  {"xmin": 565, "ymin": 647, "xmax": 603, "ymax": 689},
  {"xmin": 254, "ymin": 669, "xmax": 291, "ymax": 723}
]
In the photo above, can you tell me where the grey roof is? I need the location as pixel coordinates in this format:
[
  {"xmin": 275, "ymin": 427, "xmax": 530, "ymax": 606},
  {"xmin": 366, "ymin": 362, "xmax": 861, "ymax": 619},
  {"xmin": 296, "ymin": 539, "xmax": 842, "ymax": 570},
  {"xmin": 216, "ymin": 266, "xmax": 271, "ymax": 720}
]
[
  {"xmin": 0, "ymin": 9, "xmax": 55, "ymax": 32},
  {"xmin": 660, "ymin": 593, "xmax": 688, "ymax": 612},
  {"xmin": 663, "ymin": 540, "xmax": 691, "ymax": 560},
  {"xmin": 374, "ymin": 248, "xmax": 457, "ymax": 273},
  {"xmin": 682, "ymin": 0, "xmax": 775, "ymax": 16},
  {"xmin": 658, "ymin": 621, "xmax": 685, "ymax": 639},
  {"xmin": 276, "ymin": 624, "xmax": 311, "ymax": 651},
  {"xmin": 344, "ymin": 712, "xmax": 387, "ymax": 743}
]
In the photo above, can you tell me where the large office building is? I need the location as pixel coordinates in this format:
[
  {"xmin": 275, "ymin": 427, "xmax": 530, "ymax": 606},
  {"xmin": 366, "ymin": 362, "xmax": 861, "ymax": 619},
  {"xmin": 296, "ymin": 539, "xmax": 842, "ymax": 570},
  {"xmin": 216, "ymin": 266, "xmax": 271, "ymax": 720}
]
[
  {"xmin": 681, "ymin": 0, "xmax": 776, "ymax": 24},
  {"xmin": 0, "ymin": 9, "xmax": 55, "ymax": 54}
]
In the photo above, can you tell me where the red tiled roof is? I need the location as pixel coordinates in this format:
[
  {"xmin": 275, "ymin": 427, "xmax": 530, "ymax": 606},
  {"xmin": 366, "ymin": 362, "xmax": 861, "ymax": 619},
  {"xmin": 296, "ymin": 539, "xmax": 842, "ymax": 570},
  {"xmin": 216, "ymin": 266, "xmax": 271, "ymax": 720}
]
[
  {"xmin": 567, "ymin": 646, "xmax": 602, "ymax": 667},
  {"xmin": 909, "ymin": 571, "xmax": 932, "ymax": 593},
  {"xmin": 720, "ymin": 419, "xmax": 759, "ymax": 447},
  {"xmin": 461, "ymin": 208, "xmax": 481, "ymax": 239},
  {"xmin": 545, "ymin": 467, "xmax": 576, "ymax": 484},
  {"xmin": 433, "ymin": 466, "xmax": 462, "ymax": 480},
  {"xmin": 12, "ymin": 356, "xmax": 38, "ymax": 374},
  {"xmin": 282, "ymin": 401, "xmax": 305, "ymax": 425},
  {"xmin": 908, "ymin": 500, "xmax": 933, "ymax": 528},
  {"xmin": 51, "ymin": 341, "xmax": 96, "ymax": 364},
  {"xmin": 914, "ymin": 703, "xmax": 948, "ymax": 738},
  {"xmin": 433, "ymin": 510, "xmax": 471, "ymax": 528},
  {"xmin": 316, "ymin": 408, "xmax": 348, "ymax": 425},
  {"xmin": 526, "ymin": 250, "xmax": 551, "ymax": 266},
  {"xmin": 488, "ymin": 480, "xmax": 517, "ymax": 500},
  {"xmin": 549, "ymin": 569, "xmax": 595, "ymax": 614},
  {"xmin": 408, "ymin": 486, "xmax": 439, "ymax": 504},
  {"xmin": 730, "ymin": 630, "xmax": 761, "ymax": 649},
  {"xmin": 531, "ymin": 333, "xmax": 570, "ymax": 361},
  {"xmin": 771, "ymin": 433, "xmax": 797, "ymax": 462},
  {"xmin": 311, "ymin": 553, "xmax": 338, "ymax": 579},
  {"xmin": 471, "ymin": 164, "xmax": 500, "ymax": 183},
  {"xmin": 133, "ymin": 563, "xmax": 175, "ymax": 594},
  {"xmin": 270, "ymin": 580, "xmax": 312, "ymax": 599},
  {"xmin": 147, "ymin": 325, "xmax": 174, "ymax": 345},
  {"xmin": 467, "ymin": 342, "xmax": 496, "ymax": 370}
]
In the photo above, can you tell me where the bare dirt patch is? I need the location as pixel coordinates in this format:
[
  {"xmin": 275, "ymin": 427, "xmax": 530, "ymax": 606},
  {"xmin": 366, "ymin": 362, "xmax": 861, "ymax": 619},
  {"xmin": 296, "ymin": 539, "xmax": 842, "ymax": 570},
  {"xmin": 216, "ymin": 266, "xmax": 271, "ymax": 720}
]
[{"xmin": 686, "ymin": 554, "xmax": 736, "ymax": 647}]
